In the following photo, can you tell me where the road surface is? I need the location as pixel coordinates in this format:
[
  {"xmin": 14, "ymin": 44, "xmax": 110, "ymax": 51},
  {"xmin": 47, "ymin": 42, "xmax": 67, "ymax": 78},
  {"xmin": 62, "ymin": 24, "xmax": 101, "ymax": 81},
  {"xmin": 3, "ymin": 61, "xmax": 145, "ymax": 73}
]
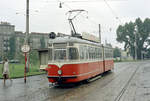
[{"xmin": 0, "ymin": 60, "xmax": 150, "ymax": 101}]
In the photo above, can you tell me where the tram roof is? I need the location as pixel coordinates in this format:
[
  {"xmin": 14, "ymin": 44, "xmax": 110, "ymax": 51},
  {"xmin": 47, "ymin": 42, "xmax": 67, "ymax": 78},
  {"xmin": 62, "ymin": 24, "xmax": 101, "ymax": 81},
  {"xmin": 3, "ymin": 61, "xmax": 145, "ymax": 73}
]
[{"xmin": 48, "ymin": 36, "xmax": 102, "ymax": 46}]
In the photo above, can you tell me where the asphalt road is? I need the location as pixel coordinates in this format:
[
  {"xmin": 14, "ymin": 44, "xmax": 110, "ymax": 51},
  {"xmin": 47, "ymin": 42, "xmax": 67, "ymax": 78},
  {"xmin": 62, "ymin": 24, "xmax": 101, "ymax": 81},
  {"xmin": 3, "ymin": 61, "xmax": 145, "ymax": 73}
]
[{"xmin": 0, "ymin": 60, "xmax": 150, "ymax": 101}]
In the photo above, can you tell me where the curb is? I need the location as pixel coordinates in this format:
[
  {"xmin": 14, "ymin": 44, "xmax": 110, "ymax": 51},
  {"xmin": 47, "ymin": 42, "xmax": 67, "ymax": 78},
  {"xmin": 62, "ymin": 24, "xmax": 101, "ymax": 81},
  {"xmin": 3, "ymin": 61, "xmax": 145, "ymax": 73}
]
[{"xmin": 0, "ymin": 73, "xmax": 46, "ymax": 79}]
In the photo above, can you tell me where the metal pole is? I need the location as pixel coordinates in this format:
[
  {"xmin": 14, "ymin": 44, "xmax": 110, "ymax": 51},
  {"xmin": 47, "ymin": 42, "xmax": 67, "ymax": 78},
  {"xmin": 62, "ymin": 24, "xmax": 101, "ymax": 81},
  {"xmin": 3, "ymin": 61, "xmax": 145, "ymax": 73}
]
[
  {"xmin": 135, "ymin": 26, "xmax": 137, "ymax": 60},
  {"xmin": 24, "ymin": 0, "xmax": 29, "ymax": 83},
  {"xmin": 135, "ymin": 34, "xmax": 137, "ymax": 60},
  {"xmin": 141, "ymin": 51, "xmax": 143, "ymax": 60},
  {"xmin": 24, "ymin": 53, "xmax": 27, "ymax": 83},
  {"xmin": 26, "ymin": 0, "xmax": 29, "ymax": 43},
  {"xmin": 99, "ymin": 24, "xmax": 101, "ymax": 43}
]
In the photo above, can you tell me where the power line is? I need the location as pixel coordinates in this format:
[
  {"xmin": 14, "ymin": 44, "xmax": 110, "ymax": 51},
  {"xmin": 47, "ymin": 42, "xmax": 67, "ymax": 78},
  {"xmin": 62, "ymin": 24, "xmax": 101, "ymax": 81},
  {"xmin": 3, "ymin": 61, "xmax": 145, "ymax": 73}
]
[
  {"xmin": 103, "ymin": 0, "xmax": 122, "ymax": 24},
  {"xmin": 57, "ymin": 1, "xmax": 99, "ymax": 25},
  {"xmin": 46, "ymin": 0, "xmax": 126, "ymax": 3}
]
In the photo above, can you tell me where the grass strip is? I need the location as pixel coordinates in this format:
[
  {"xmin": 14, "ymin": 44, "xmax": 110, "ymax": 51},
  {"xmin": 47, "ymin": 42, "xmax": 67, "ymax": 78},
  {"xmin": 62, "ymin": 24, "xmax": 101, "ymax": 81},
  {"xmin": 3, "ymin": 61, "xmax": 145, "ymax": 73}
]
[{"xmin": 0, "ymin": 64, "xmax": 45, "ymax": 79}]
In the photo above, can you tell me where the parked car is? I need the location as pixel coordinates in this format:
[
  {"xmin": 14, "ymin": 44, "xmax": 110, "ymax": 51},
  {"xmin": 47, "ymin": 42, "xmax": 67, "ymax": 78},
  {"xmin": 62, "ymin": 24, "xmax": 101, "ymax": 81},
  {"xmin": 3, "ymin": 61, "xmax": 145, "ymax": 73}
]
[{"xmin": 9, "ymin": 60, "xmax": 20, "ymax": 63}]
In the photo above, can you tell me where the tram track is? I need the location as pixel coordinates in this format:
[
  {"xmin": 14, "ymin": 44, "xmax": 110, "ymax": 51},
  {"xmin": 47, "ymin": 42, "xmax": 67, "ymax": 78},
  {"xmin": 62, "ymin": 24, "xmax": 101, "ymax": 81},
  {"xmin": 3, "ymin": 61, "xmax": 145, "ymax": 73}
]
[
  {"xmin": 114, "ymin": 64, "xmax": 141, "ymax": 101},
  {"xmin": 44, "ymin": 62, "xmax": 146, "ymax": 101},
  {"xmin": 20, "ymin": 62, "xmax": 146, "ymax": 101},
  {"xmin": 44, "ymin": 63, "xmax": 137, "ymax": 101}
]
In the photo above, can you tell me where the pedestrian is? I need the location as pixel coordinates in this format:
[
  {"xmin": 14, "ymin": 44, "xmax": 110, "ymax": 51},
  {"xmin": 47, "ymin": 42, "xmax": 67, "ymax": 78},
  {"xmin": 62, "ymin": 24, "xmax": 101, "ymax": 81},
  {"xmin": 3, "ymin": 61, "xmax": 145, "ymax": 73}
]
[{"xmin": 3, "ymin": 58, "xmax": 12, "ymax": 85}]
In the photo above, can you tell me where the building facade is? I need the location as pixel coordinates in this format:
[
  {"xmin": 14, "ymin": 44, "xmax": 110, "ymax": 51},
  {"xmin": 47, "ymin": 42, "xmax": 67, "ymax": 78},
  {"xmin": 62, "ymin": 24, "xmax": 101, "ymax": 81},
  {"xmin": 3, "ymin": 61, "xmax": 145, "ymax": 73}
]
[{"xmin": 0, "ymin": 22, "xmax": 49, "ymax": 60}]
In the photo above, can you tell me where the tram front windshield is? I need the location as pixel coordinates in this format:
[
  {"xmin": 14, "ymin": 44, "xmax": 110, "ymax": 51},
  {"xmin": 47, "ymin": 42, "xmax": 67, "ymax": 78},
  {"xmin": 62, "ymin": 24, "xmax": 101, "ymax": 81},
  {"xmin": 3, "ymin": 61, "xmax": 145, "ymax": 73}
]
[{"xmin": 54, "ymin": 49, "xmax": 66, "ymax": 61}]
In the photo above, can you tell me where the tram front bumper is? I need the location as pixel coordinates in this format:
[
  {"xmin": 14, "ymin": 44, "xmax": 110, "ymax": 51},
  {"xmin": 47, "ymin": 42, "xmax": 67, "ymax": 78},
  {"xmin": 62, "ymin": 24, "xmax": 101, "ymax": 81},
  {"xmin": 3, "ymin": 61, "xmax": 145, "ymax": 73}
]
[
  {"xmin": 47, "ymin": 75, "xmax": 77, "ymax": 83},
  {"xmin": 47, "ymin": 75, "xmax": 77, "ymax": 79}
]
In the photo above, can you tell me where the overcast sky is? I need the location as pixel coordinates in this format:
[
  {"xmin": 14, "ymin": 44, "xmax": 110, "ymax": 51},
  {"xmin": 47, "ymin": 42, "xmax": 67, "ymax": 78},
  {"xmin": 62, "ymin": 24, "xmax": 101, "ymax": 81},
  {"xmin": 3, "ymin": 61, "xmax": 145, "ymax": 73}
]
[{"xmin": 0, "ymin": 0, "xmax": 150, "ymax": 48}]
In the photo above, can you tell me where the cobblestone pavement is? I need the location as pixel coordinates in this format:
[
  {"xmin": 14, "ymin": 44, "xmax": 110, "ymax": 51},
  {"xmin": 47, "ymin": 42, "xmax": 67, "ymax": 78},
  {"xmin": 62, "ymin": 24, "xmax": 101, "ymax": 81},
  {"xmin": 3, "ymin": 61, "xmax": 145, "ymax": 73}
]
[{"xmin": 0, "ymin": 61, "xmax": 150, "ymax": 101}]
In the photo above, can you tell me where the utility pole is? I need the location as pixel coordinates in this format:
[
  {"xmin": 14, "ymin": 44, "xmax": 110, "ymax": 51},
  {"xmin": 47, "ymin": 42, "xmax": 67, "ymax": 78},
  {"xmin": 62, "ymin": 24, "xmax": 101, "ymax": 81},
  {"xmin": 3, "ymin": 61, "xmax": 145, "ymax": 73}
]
[
  {"xmin": 26, "ymin": 0, "xmax": 29, "ymax": 43},
  {"xmin": 24, "ymin": 0, "xmax": 30, "ymax": 83},
  {"xmin": 99, "ymin": 24, "xmax": 101, "ymax": 43},
  {"xmin": 134, "ymin": 25, "xmax": 137, "ymax": 60}
]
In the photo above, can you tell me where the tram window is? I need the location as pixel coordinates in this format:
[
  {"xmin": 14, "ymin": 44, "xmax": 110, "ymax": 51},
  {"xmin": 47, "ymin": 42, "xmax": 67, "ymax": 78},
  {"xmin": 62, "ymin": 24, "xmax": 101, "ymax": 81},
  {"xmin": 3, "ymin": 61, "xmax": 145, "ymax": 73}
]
[
  {"xmin": 68, "ymin": 48, "xmax": 79, "ymax": 60},
  {"xmin": 85, "ymin": 46, "xmax": 88, "ymax": 59},
  {"xmin": 49, "ymin": 48, "xmax": 52, "ymax": 60},
  {"xmin": 79, "ymin": 46, "xmax": 85, "ymax": 60},
  {"xmin": 54, "ymin": 43, "xmax": 67, "ymax": 48},
  {"xmin": 98, "ymin": 49, "xmax": 100, "ymax": 59},
  {"xmin": 105, "ymin": 48, "xmax": 113, "ymax": 59},
  {"xmin": 105, "ymin": 48, "xmax": 108, "ymax": 58},
  {"xmin": 48, "ymin": 43, "xmax": 52, "ymax": 47},
  {"xmin": 96, "ymin": 48, "xmax": 99, "ymax": 59},
  {"xmin": 89, "ymin": 46, "xmax": 93, "ymax": 60},
  {"xmin": 110, "ymin": 49, "xmax": 113, "ymax": 58},
  {"xmin": 92, "ymin": 48, "xmax": 95, "ymax": 59},
  {"xmin": 88, "ymin": 47, "xmax": 92, "ymax": 59},
  {"xmin": 99, "ymin": 48, "xmax": 102, "ymax": 59},
  {"xmin": 54, "ymin": 49, "xmax": 66, "ymax": 60}
]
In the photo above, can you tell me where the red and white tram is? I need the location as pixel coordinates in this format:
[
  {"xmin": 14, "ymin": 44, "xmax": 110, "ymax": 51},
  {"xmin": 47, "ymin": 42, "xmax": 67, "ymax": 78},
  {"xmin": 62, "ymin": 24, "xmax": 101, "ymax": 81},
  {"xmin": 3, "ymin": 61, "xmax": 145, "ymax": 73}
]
[{"xmin": 38, "ymin": 35, "xmax": 114, "ymax": 84}]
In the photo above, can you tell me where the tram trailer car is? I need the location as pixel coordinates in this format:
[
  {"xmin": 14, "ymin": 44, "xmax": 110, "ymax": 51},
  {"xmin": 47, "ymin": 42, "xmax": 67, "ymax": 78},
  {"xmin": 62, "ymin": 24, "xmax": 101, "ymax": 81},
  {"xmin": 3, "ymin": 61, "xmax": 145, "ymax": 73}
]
[{"xmin": 38, "ymin": 36, "xmax": 114, "ymax": 84}]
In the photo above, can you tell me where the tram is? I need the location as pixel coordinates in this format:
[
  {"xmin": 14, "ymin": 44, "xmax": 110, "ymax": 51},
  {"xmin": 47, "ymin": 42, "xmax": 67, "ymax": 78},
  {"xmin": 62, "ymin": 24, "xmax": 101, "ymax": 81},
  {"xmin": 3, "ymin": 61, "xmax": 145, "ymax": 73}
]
[
  {"xmin": 38, "ymin": 33, "xmax": 114, "ymax": 84},
  {"xmin": 38, "ymin": 9, "xmax": 114, "ymax": 84}
]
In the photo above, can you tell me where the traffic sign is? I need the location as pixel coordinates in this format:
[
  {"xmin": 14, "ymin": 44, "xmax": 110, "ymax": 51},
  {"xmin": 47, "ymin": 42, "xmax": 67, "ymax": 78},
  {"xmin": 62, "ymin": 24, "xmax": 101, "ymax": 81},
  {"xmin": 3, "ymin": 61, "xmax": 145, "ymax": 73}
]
[{"xmin": 21, "ymin": 44, "xmax": 30, "ymax": 53}]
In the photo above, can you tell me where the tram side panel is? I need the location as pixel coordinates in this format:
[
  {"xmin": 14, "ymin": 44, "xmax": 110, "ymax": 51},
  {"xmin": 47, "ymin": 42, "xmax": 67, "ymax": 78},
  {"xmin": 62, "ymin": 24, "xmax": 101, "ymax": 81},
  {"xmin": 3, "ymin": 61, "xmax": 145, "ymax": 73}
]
[
  {"xmin": 61, "ymin": 63, "xmax": 85, "ymax": 83},
  {"xmin": 62, "ymin": 61, "xmax": 104, "ymax": 83},
  {"xmin": 98, "ymin": 60, "xmax": 105, "ymax": 74},
  {"xmin": 46, "ymin": 61, "xmax": 105, "ymax": 83},
  {"xmin": 103, "ymin": 47, "xmax": 114, "ymax": 72},
  {"xmin": 46, "ymin": 63, "xmax": 91, "ymax": 83},
  {"xmin": 104, "ymin": 59, "xmax": 114, "ymax": 72},
  {"xmin": 87, "ymin": 61, "xmax": 104, "ymax": 78}
]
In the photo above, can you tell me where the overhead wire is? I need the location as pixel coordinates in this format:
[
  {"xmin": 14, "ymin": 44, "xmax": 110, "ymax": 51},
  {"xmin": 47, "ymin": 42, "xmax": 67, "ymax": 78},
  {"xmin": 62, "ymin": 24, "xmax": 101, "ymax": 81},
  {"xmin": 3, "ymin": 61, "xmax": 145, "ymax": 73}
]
[
  {"xmin": 56, "ymin": 0, "xmax": 107, "ymax": 36},
  {"xmin": 61, "ymin": 1, "xmax": 99, "ymax": 25},
  {"xmin": 58, "ymin": 0, "xmax": 99, "ymax": 31},
  {"xmin": 103, "ymin": 0, "xmax": 122, "ymax": 24},
  {"xmin": 59, "ymin": 0, "xmax": 122, "ymax": 24},
  {"xmin": 23, "ymin": 0, "xmax": 121, "ymax": 34},
  {"xmin": 56, "ymin": 0, "xmax": 126, "ymax": 3},
  {"xmin": 43, "ymin": 0, "xmax": 122, "ymax": 25}
]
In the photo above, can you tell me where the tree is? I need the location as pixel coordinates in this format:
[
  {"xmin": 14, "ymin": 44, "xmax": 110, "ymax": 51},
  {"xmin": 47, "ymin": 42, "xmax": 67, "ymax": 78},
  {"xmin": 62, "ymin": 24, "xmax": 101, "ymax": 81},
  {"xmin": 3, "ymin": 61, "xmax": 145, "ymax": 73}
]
[
  {"xmin": 116, "ymin": 18, "xmax": 150, "ymax": 59},
  {"xmin": 113, "ymin": 47, "xmax": 121, "ymax": 58},
  {"xmin": 40, "ymin": 36, "xmax": 45, "ymax": 48},
  {"xmin": 8, "ymin": 34, "xmax": 16, "ymax": 60},
  {"xmin": 0, "ymin": 56, "xmax": 2, "ymax": 61},
  {"xmin": 18, "ymin": 37, "xmax": 25, "ymax": 63},
  {"xmin": 29, "ymin": 50, "xmax": 39, "ymax": 65}
]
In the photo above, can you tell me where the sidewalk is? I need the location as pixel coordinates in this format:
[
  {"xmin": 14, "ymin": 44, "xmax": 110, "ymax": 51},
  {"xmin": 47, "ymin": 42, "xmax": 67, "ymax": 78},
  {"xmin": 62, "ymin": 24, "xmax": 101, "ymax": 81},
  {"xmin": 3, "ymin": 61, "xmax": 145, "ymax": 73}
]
[{"xmin": 0, "ymin": 74, "xmax": 49, "ymax": 101}]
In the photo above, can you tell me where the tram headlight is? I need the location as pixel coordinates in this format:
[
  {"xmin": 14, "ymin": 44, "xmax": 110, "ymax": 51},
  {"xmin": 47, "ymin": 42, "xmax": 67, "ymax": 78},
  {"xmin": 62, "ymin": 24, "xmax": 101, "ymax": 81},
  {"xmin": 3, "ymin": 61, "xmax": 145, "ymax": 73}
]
[{"xmin": 58, "ymin": 70, "xmax": 62, "ymax": 75}]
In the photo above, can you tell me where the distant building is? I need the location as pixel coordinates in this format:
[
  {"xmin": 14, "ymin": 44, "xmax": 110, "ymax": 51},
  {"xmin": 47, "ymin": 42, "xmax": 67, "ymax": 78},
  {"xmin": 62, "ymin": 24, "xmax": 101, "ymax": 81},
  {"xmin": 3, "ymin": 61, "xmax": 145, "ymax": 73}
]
[
  {"xmin": 0, "ymin": 22, "xmax": 49, "ymax": 59},
  {"xmin": 0, "ymin": 22, "xmax": 15, "ymax": 34},
  {"xmin": 120, "ymin": 50, "xmax": 133, "ymax": 60},
  {"xmin": 30, "ymin": 32, "xmax": 49, "ymax": 49},
  {"xmin": 0, "ymin": 22, "xmax": 15, "ymax": 58}
]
